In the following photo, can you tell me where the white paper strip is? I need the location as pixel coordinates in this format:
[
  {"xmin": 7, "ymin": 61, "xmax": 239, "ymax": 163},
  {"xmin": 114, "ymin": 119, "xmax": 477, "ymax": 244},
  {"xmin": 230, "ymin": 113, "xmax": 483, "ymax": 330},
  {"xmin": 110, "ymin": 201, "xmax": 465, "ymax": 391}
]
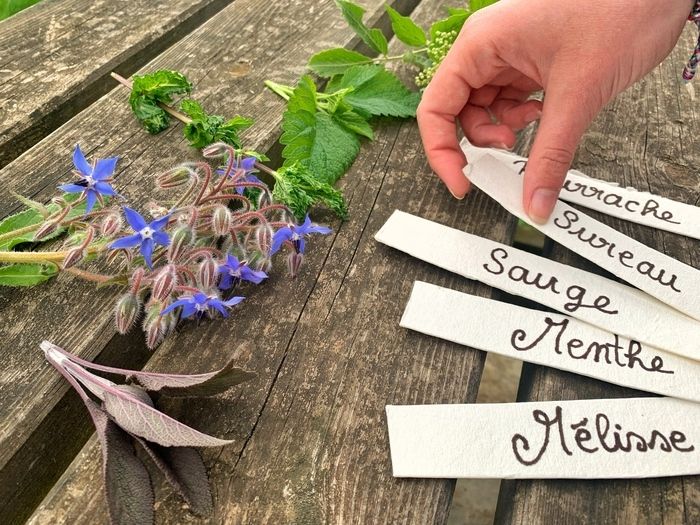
[
  {"xmin": 401, "ymin": 282, "xmax": 700, "ymax": 403},
  {"xmin": 376, "ymin": 210, "xmax": 700, "ymax": 361},
  {"xmin": 464, "ymin": 154, "xmax": 700, "ymax": 321},
  {"xmin": 461, "ymin": 140, "xmax": 700, "ymax": 240},
  {"xmin": 386, "ymin": 397, "xmax": 700, "ymax": 479}
]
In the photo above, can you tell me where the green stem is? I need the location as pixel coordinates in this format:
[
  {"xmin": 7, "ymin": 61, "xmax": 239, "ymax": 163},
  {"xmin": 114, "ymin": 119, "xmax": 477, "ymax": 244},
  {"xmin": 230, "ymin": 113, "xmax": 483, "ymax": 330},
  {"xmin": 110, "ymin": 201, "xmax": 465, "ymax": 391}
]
[
  {"xmin": 65, "ymin": 267, "xmax": 114, "ymax": 283},
  {"xmin": 0, "ymin": 244, "xmax": 105, "ymax": 264},
  {"xmin": 0, "ymin": 223, "xmax": 40, "ymax": 244},
  {"xmin": 263, "ymin": 80, "xmax": 294, "ymax": 101}
]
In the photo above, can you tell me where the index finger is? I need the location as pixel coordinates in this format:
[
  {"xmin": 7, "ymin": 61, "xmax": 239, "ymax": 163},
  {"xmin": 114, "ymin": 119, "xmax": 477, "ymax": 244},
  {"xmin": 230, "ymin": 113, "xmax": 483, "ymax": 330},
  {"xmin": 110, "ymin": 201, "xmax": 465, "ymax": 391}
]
[
  {"xmin": 417, "ymin": 60, "xmax": 472, "ymax": 198},
  {"xmin": 416, "ymin": 36, "xmax": 502, "ymax": 199}
]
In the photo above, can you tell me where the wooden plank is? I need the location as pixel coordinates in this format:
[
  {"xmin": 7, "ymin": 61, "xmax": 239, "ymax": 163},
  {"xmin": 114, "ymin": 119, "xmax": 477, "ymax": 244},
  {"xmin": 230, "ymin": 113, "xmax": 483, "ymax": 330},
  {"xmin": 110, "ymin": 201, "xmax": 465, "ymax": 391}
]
[
  {"xmin": 29, "ymin": 2, "xmax": 518, "ymax": 523},
  {"xmin": 0, "ymin": 0, "xmax": 424, "ymax": 522},
  {"xmin": 495, "ymin": 27, "xmax": 700, "ymax": 525},
  {"xmin": 0, "ymin": 0, "xmax": 235, "ymax": 169}
]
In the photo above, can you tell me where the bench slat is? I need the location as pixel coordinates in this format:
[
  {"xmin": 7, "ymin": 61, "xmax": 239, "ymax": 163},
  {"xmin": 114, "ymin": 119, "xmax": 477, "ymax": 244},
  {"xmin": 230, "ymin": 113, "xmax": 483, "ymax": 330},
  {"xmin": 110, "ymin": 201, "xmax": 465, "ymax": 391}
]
[
  {"xmin": 495, "ymin": 27, "xmax": 700, "ymax": 525},
  {"xmin": 0, "ymin": 0, "xmax": 422, "ymax": 521},
  {"xmin": 0, "ymin": 0, "xmax": 236, "ymax": 169},
  {"xmin": 29, "ymin": 1, "xmax": 519, "ymax": 522}
]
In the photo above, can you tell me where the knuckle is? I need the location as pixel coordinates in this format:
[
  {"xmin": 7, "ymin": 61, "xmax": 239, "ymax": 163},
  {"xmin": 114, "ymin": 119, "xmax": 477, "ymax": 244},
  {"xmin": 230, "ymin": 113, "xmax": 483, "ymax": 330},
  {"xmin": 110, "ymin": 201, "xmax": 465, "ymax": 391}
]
[{"xmin": 535, "ymin": 146, "xmax": 575, "ymax": 175}]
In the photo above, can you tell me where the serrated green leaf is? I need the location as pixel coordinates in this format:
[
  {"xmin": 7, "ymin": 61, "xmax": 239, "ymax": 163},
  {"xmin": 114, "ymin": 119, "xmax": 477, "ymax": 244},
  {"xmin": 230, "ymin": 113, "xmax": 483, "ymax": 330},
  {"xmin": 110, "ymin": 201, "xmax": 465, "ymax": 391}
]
[
  {"xmin": 273, "ymin": 163, "xmax": 347, "ymax": 220},
  {"xmin": 280, "ymin": 76, "xmax": 360, "ymax": 184},
  {"xmin": 335, "ymin": 0, "xmax": 388, "ymax": 55},
  {"xmin": 430, "ymin": 11, "xmax": 470, "ymax": 39},
  {"xmin": 332, "ymin": 109, "xmax": 374, "ymax": 140},
  {"xmin": 128, "ymin": 70, "xmax": 192, "ymax": 134},
  {"xmin": 180, "ymin": 99, "xmax": 253, "ymax": 149},
  {"xmin": 0, "ymin": 263, "xmax": 58, "ymax": 286},
  {"xmin": 307, "ymin": 48, "xmax": 373, "ymax": 77},
  {"xmin": 385, "ymin": 6, "xmax": 427, "ymax": 47},
  {"xmin": 334, "ymin": 65, "xmax": 420, "ymax": 118}
]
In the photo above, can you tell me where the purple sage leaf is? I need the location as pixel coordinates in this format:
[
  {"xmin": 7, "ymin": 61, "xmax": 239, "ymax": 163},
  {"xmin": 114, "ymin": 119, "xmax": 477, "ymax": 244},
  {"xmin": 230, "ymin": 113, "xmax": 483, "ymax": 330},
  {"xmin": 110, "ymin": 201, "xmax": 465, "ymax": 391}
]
[
  {"xmin": 102, "ymin": 388, "xmax": 233, "ymax": 447},
  {"xmin": 86, "ymin": 400, "xmax": 155, "ymax": 525},
  {"xmin": 130, "ymin": 360, "xmax": 256, "ymax": 397},
  {"xmin": 135, "ymin": 439, "xmax": 213, "ymax": 516}
]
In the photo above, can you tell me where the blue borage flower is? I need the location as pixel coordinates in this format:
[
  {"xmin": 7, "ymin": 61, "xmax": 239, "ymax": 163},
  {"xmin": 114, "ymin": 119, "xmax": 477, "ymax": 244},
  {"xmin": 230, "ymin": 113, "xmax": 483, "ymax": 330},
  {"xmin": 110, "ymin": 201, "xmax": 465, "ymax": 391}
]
[
  {"xmin": 217, "ymin": 254, "xmax": 267, "ymax": 290},
  {"xmin": 271, "ymin": 214, "xmax": 331, "ymax": 255},
  {"xmin": 59, "ymin": 145, "xmax": 119, "ymax": 214},
  {"xmin": 216, "ymin": 156, "xmax": 261, "ymax": 194},
  {"xmin": 109, "ymin": 207, "xmax": 170, "ymax": 269},
  {"xmin": 161, "ymin": 291, "xmax": 244, "ymax": 319}
]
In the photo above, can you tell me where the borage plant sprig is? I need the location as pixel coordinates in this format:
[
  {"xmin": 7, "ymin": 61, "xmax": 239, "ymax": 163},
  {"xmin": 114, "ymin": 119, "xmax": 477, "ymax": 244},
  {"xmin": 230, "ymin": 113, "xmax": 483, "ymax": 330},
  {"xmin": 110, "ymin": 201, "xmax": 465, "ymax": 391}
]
[
  {"xmin": 42, "ymin": 340, "xmax": 256, "ymax": 523},
  {"xmin": 0, "ymin": 143, "xmax": 331, "ymax": 349}
]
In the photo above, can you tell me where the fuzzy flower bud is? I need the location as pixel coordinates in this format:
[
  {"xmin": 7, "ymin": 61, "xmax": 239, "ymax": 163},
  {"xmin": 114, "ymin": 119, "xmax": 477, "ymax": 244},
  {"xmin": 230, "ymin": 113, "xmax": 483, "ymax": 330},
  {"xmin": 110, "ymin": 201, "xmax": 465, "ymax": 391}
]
[
  {"xmin": 156, "ymin": 166, "xmax": 192, "ymax": 188},
  {"xmin": 254, "ymin": 222, "xmax": 274, "ymax": 256},
  {"xmin": 167, "ymin": 225, "xmax": 196, "ymax": 261},
  {"xmin": 287, "ymin": 252, "xmax": 303, "ymax": 278},
  {"xmin": 152, "ymin": 264, "xmax": 178, "ymax": 301},
  {"xmin": 62, "ymin": 247, "xmax": 86, "ymax": 269},
  {"xmin": 100, "ymin": 212, "xmax": 122, "ymax": 237},
  {"xmin": 197, "ymin": 257, "xmax": 218, "ymax": 289},
  {"xmin": 146, "ymin": 201, "xmax": 169, "ymax": 220},
  {"xmin": 114, "ymin": 293, "xmax": 141, "ymax": 334},
  {"xmin": 34, "ymin": 220, "xmax": 59, "ymax": 241},
  {"xmin": 143, "ymin": 302, "xmax": 166, "ymax": 349},
  {"xmin": 50, "ymin": 196, "xmax": 68, "ymax": 207},
  {"xmin": 211, "ymin": 205, "xmax": 232, "ymax": 237},
  {"xmin": 257, "ymin": 190, "xmax": 272, "ymax": 209}
]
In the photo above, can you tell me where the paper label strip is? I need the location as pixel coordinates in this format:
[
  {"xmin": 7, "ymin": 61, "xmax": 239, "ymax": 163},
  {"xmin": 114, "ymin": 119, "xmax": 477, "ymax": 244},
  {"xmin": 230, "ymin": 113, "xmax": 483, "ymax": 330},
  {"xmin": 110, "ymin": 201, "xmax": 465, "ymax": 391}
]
[
  {"xmin": 375, "ymin": 210, "xmax": 700, "ymax": 361},
  {"xmin": 461, "ymin": 139, "xmax": 700, "ymax": 240},
  {"xmin": 386, "ymin": 397, "xmax": 700, "ymax": 479},
  {"xmin": 464, "ymin": 154, "xmax": 700, "ymax": 322},
  {"xmin": 401, "ymin": 282, "xmax": 700, "ymax": 403}
]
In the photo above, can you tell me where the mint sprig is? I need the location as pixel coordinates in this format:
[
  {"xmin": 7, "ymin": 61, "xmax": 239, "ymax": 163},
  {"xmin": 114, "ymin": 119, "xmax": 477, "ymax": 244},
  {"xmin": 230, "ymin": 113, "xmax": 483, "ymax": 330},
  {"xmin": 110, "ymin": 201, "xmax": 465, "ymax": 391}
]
[{"xmin": 128, "ymin": 70, "xmax": 192, "ymax": 134}]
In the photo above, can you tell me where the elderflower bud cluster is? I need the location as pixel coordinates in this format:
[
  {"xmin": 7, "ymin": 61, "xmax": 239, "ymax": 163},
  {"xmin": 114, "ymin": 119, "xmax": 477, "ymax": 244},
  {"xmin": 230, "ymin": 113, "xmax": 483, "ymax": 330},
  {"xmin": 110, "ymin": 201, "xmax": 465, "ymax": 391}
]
[{"xmin": 415, "ymin": 30, "xmax": 459, "ymax": 88}]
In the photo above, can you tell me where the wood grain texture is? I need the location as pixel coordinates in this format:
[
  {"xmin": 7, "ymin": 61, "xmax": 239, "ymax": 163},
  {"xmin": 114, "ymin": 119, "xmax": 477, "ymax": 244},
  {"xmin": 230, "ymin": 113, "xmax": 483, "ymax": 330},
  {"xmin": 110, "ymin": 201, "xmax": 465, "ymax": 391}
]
[
  {"xmin": 29, "ymin": 1, "xmax": 518, "ymax": 523},
  {"xmin": 0, "ymin": 0, "xmax": 235, "ymax": 168},
  {"xmin": 0, "ymin": 0, "xmax": 422, "ymax": 521},
  {"xmin": 495, "ymin": 26, "xmax": 700, "ymax": 525}
]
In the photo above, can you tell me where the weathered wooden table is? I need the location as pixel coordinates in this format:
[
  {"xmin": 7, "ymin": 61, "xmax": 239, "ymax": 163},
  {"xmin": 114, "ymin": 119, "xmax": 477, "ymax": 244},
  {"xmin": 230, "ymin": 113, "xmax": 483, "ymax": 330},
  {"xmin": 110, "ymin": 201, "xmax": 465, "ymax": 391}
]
[{"xmin": 0, "ymin": 1, "xmax": 698, "ymax": 523}]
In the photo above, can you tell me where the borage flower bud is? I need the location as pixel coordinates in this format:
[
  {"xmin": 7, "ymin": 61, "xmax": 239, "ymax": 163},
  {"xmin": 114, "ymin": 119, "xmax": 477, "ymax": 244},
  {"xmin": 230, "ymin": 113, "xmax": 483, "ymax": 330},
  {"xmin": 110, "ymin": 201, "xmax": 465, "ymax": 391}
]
[
  {"xmin": 62, "ymin": 247, "xmax": 86, "ymax": 269},
  {"xmin": 114, "ymin": 293, "xmax": 141, "ymax": 334},
  {"xmin": 51, "ymin": 196, "xmax": 67, "ymax": 207},
  {"xmin": 287, "ymin": 252, "xmax": 303, "ymax": 278},
  {"xmin": 211, "ymin": 205, "xmax": 232, "ymax": 237},
  {"xmin": 202, "ymin": 142, "xmax": 230, "ymax": 158},
  {"xmin": 257, "ymin": 190, "xmax": 272, "ymax": 209},
  {"xmin": 197, "ymin": 257, "xmax": 218, "ymax": 289},
  {"xmin": 100, "ymin": 212, "xmax": 122, "ymax": 237},
  {"xmin": 34, "ymin": 221, "xmax": 59, "ymax": 241},
  {"xmin": 167, "ymin": 225, "xmax": 196, "ymax": 262},
  {"xmin": 152, "ymin": 264, "xmax": 178, "ymax": 301},
  {"xmin": 156, "ymin": 166, "xmax": 192, "ymax": 188},
  {"xmin": 143, "ymin": 303, "xmax": 166, "ymax": 350},
  {"xmin": 254, "ymin": 223, "xmax": 274, "ymax": 256}
]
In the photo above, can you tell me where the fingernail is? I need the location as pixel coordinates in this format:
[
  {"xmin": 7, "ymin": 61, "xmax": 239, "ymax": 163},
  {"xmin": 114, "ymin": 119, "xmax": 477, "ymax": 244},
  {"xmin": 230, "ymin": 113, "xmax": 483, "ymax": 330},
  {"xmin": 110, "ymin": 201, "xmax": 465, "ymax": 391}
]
[
  {"xmin": 525, "ymin": 110, "xmax": 542, "ymax": 124},
  {"xmin": 497, "ymin": 143, "xmax": 513, "ymax": 151},
  {"xmin": 528, "ymin": 188, "xmax": 558, "ymax": 224},
  {"xmin": 449, "ymin": 187, "xmax": 466, "ymax": 200}
]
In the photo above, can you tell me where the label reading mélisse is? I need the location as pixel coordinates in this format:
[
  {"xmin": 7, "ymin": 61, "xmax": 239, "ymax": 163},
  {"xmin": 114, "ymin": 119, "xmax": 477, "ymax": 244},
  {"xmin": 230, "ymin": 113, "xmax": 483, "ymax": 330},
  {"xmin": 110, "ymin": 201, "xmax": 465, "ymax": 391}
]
[{"xmin": 386, "ymin": 398, "xmax": 700, "ymax": 479}]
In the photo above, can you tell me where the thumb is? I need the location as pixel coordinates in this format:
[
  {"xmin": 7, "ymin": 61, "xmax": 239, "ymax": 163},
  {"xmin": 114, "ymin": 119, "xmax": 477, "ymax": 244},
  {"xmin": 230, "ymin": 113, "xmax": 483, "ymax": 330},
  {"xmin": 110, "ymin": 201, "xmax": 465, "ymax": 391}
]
[{"xmin": 523, "ymin": 79, "xmax": 598, "ymax": 224}]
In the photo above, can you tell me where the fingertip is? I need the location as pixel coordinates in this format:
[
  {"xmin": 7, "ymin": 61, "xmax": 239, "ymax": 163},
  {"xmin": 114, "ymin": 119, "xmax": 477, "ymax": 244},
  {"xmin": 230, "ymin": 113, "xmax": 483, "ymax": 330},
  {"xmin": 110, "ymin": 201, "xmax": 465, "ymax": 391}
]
[{"xmin": 526, "ymin": 187, "xmax": 559, "ymax": 224}]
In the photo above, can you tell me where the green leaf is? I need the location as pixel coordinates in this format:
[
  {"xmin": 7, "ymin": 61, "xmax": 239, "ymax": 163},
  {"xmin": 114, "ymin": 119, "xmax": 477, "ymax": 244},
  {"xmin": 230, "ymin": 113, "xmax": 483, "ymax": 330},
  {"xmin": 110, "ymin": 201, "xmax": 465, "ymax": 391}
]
[
  {"xmin": 429, "ymin": 11, "xmax": 470, "ymax": 39},
  {"xmin": 128, "ymin": 70, "xmax": 192, "ymax": 134},
  {"xmin": 332, "ymin": 109, "xmax": 374, "ymax": 140},
  {"xmin": 0, "ymin": 263, "xmax": 58, "ymax": 286},
  {"xmin": 280, "ymin": 76, "xmax": 360, "ymax": 184},
  {"xmin": 333, "ymin": 65, "xmax": 420, "ymax": 118},
  {"xmin": 273, "ymin": 163, "xmax": 347, "ymax": 220},
  {"xmin": 180, "ymin": 99, "xmax": 253, "ymax": 149},
  {"xmin": 307, "ymin": 48, "xmax": 373, "ymax": 77},
  {"xmin": 385, "ymin": 6, "xmax": 427, "ymax": 47},
  {"xmin": 470, "ymin": 0, "xmax": 498, "ymax": 11},
  {"xmin": 0, "ymin": 193, "xmax": 86, "ymax": 250},
  {"xmin": 335, "ymin": 0, "xmax": 388, "ymax": 55}
]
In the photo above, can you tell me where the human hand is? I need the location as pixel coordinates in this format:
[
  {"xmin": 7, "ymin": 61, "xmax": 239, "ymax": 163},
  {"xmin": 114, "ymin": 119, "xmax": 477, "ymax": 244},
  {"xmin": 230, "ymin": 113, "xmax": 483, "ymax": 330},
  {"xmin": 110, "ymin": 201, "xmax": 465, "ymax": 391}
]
[{"xmin": 417, "ymin": 0, "xmax": 692, "ymax": 222}]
